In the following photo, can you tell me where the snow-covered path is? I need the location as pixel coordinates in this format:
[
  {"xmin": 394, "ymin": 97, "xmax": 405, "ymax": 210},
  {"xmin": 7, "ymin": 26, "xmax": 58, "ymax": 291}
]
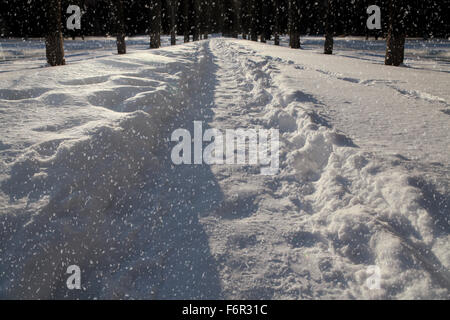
[
  {"xmin": 0, "ymin": 38, "xmax": 449, "ymax": 299},
  {"xmin": 203, "ymin": 39, "xmax": 450, "ymax": 299},
  {"xmin": 231, "ymin": 40, "xmax": 450, "ymax": 194}
]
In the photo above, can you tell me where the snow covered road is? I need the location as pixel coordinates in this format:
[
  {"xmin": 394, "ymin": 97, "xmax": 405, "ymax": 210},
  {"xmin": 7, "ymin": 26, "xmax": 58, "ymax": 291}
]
[{"xmin": 0, "ymin": 38, "xmax": 449, "ymax": 299}]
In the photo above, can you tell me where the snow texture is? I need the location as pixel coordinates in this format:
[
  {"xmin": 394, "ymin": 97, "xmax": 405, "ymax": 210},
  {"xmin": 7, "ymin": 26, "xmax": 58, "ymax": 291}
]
[{"xmin": 0, "ymin": 36, "xmax": 449, "ymax": 299}]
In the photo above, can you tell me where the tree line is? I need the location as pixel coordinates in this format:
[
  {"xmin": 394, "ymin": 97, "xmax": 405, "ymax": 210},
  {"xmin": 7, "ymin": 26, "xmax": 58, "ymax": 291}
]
[
  {"xmin": 1, "ymin": 1, "xmax": 448, "ymax": 39},
  {"xmin": 0, "ymin": 0, "xmax": 448, "ymax": 67}
]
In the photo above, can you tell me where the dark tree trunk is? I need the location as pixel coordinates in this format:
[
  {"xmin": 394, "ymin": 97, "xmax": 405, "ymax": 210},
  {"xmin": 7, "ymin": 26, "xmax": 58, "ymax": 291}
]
[
  {"xmin": 116, "ymin": 34, "xmax": 126, "ymax": 54},
  {"xmin": 260, "ymin": 0, "xmax": 270, "ymax": 43},
  {"xmin": 274, "ymin": 33, "xmax": 280, "ymax": 45},
  {"xmin": 385, "ymin": 0, "xmax": 406, "ymax": 66},
  {"xmin": 324, "ymin": 34, "xmax": 333, "ymax": 54},
  {"xmin": 223, "ymin": 0, "xmax": 238, "ymax": 38},
  {"xmin": 249, "ymin": 0, "xmax": 258, "ymax": 41},
  {"xmin": 273, "ymin": 0, "xmax": 280, "ymax": 46},
  {"xmin": 240, "ymin": 0, "xmax": 250, "ymax": 40},
  {"xmin": 45, "ymin": 0, "xmax": 65, "ymax": 66},
  {"xmin": 324, "ymin": 0, "xmax": 334, "ymax": 54},
  {"xmin": 170, "ymin": 0, "xmax": 177, "ymax": 45},
  {"xmin": 150, "ymin": 0, "xmax": 161, "ymax": 48},
  {"xmin": 386, "ymin": 33, "xmax": 405, "ymax": 66},
  {"xmin": 183, "ymin": 0, "xmax": 190, "ymax": 42},
  {"xmin": 232, "ymin": 2, "xmax": 239, "ymax": 39},
  {"xmin": 288, "ymin": 0, "xmax": 301, "ymax": 49},
  {"xmin": 115, "ymin": 0, "xmax": 126, "ymax": 54},
  {"xmin": 201, "ymin": 0, "xmax": 210, "ymax": 40},
  {"xmin": 193, "ymin": 0, "xmax": 200, "ymax": 41}
]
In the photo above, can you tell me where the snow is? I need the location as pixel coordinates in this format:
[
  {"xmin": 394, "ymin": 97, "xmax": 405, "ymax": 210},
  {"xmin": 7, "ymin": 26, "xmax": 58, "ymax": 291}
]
[{"xmin": 0, "ymin": 36, "xmax": 449, "ymax": 299}]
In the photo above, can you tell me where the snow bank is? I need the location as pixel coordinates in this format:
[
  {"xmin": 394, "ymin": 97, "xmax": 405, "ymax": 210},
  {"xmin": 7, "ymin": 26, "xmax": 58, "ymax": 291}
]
[{"xmin": 0, "ymin": 42, "xmax": 221, "ymax": 299}]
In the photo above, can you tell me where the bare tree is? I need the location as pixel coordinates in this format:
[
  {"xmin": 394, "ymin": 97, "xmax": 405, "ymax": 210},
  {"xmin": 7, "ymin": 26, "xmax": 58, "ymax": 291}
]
[
  {"xmin": 324, "ymin": 0, "xmax": 334, "ymax": 54},
  {"xmin": 385, "ymin": 0, "xmax": 406, "ymax": 66},
  {"xmin": 150, "ymin": 0, "xmax": 162, "ymax": 48},
  {"xmin": 45, "ymin": 0, "xmax": 65, "ymax": 65},
  {"xmin": 115, "ymin": 0, "xmax": 126, "ymax": 54},
  {"xmin": 288, "ymin": 0, "xmax": 301, "ymax": 48}
]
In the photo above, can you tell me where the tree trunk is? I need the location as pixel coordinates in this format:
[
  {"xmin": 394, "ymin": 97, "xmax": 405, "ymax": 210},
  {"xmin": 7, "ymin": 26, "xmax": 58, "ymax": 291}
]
[
  {"xmin": 201, "ymin": 0, "xmax": 210, "ymax": 40},
  {"xmin": 193, "ymin": 0, "xmax": 200, "ymax": 41},
  {"xmin": 45, "ymin": 0, "xmax": 65, "ymax": 66},
  {"xmin": 116, "ymin": 0, "xmax": 126, "ymax": 54},
  {"xmin": 288, "ymin": 0, "xmax": 301, "ymax": 49},
  {"xmin": 260, "ymin": 0, "xmax": 270, "ymax": 44},
  {"xmin": 274, "ymin": 33, "xmax": 280, "ymax": 45},
  {"xmin": 170, "ymin": 0, "xmax": 177, "ymax": 45},
  {"xmin": 183, "ymin": 0, "xmax": 190, "ymax": 42},
  {"xmin": 324, "ymin": 34, "xmax": 333, "ymax": 54},
  {"xmin": 274, "ymin": 0, "xmax": 280, "ymax": 46},
  {"xmin": 116, "ymin": 34, "xmax": 126, "ymax": 54},
  {"xmin": 223, "ymin": 0, "xmax": 238, "ymax": 38},
  {"xmin": 232, "ymin": 1, "xmax": 239, "ymax": 39},
  {"xmin": 250, "ymin": 0, "xmax": 258, "ymax": 41},
  {"xmin": 385, "ymin": 33, "xmax": 405, "ymax": 66},
  {"xmin": 240, "ymin": 0, "xmax": 251, "ymax": 41},
  {"xmin": 323, "ymin": 0, "xmax": 334, "ymax": 54},
  {"xmin": 385, "ymin": 0, "xmax": 406, "ymax": 66},
  {"xmin": 150, "ymin": 0, "xmax": 161, "ymax": 48}
]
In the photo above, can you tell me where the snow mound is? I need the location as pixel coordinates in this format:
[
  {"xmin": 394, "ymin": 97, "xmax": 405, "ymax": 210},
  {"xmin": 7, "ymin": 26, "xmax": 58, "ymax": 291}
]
[{"xmin": 0, "ymin": 42, "xmax": 221, "ymax": 299}]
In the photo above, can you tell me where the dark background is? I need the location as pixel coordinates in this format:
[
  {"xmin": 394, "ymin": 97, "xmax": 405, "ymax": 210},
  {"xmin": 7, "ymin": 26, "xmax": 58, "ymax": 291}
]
[{"xmin": 0, "ymin": 0, "xmax": 449, "ymax": 39}]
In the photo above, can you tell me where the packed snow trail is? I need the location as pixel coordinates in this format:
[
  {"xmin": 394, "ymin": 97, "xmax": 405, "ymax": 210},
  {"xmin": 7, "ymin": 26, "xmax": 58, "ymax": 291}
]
[
  {"xmin": 0, "ymin": 38, "xmax": 449, "ymax": 299},
  {"xmin": 203, "ymin": 39, "xmax": 450, "ymax": 299}
]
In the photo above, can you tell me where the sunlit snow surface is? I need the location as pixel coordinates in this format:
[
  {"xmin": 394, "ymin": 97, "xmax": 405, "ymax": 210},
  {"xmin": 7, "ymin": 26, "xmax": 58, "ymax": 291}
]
[{"xmin": 0, "ymin": 36, "xmax": 449, "ymax": 299}]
